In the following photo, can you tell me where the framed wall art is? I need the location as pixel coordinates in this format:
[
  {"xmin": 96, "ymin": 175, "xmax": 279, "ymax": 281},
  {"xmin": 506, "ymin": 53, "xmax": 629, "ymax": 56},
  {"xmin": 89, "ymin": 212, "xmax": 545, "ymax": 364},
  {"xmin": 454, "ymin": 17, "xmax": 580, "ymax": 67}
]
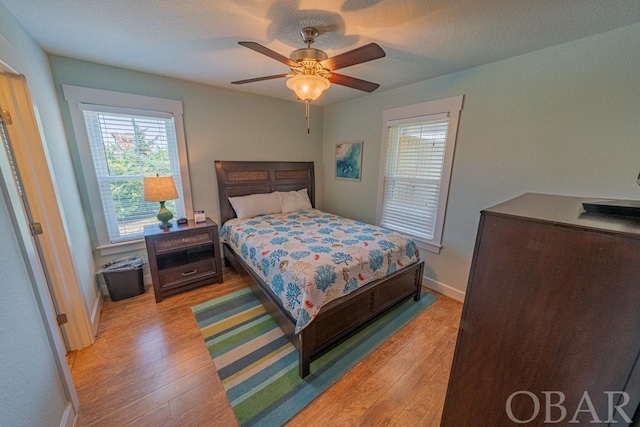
[{"xmin": 335, "ymin": 141, "xmax": 363, "ymax": 181}]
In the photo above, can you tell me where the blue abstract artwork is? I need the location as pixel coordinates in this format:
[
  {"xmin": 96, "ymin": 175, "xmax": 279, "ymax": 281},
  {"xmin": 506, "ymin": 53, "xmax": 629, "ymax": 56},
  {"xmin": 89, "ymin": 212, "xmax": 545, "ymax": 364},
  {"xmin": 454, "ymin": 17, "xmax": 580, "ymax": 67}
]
[{"xmin": 335, "ymin": 142, "xmax": 362, "ymax": 180}]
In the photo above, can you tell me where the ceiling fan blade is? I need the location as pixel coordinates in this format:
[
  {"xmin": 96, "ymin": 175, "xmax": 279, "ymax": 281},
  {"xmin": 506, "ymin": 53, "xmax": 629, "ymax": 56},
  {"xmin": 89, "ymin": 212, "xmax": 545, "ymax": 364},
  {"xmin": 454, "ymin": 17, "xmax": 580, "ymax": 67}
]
[
  {"xmin": 328, "ymin": 73, "xmax": 380, "ymax": 92},
  {"xmin": 238, "ymin": 42, "xmax": 297, "ymax": 67},
  {"xmin": 321, "ymin": 43, "xmax": 386, "ymax": 71},
  {"xmin": 231, "ymin": 74, "xmax": 289, "ymax": 85}
]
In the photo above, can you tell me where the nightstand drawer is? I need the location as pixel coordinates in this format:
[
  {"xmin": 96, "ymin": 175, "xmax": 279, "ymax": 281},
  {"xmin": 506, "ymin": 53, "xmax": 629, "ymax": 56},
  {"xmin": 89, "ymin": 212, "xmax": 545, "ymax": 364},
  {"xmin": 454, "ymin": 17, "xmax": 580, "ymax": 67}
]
[
  {"xmin": 154, "ymin": 230, "xmax": 214, "ymax": 254},
  {"xmin": 159, "ymin": 259, "xmax": 217, "ymax": 290}
]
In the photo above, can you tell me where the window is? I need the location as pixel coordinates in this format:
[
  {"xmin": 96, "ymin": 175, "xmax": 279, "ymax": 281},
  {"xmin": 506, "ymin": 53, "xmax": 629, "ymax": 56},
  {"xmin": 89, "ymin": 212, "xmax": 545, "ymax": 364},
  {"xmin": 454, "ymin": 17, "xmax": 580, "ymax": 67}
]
[
  {"xmin": 377, "ymin": 95, "xmax": 463, "ymax": 253},
  {"xmin": 82, "ymin": 107, "xmax": 185, "ymax": 241},
  {"xmin": 64, "ymin": 86, "xmax": 192, "ymax": 254}
]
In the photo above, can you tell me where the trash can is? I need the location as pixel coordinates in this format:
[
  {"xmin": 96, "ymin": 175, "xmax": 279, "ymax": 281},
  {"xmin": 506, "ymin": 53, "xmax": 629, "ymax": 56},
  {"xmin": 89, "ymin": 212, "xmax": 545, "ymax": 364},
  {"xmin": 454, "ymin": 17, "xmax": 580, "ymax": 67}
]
[{"xmin": 97, "ymin": 257, "xmax": 147, "ymax": 301}]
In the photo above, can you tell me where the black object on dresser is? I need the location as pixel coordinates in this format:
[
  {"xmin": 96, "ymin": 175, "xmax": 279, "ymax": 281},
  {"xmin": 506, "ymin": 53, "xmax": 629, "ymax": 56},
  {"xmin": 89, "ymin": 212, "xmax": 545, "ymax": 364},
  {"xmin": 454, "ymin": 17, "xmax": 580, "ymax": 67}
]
[
  {"xmin": 441, "ymin": 193, "xmax": 640, "ymax": 426},
  {"xmin": 144, "ymin": 218, "xmax": 223, "ymax": 303}
]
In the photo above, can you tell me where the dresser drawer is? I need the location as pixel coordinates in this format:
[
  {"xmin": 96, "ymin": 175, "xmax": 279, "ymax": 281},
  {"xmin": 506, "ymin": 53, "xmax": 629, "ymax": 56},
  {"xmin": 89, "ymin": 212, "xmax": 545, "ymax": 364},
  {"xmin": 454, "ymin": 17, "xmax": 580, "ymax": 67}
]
[{"xmin": 159, "ymin": 259, "xmax": 217, "ymax": 290}]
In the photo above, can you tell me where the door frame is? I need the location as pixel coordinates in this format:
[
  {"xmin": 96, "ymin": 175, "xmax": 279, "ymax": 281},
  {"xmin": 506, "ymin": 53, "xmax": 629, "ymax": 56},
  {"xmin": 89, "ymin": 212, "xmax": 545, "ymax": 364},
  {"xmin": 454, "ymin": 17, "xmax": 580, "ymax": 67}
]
[{"xmin": 0, "ymin": 76, "xmax": 79, "ymax": 423}]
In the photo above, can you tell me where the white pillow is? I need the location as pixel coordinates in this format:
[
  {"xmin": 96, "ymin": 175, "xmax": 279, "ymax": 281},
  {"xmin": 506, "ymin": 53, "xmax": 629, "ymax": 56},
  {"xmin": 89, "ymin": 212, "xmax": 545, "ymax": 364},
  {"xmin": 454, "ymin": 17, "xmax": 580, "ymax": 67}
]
[
  {"xmin": 280, "ymin": 189, "xmax": 312, "ymax": 213},
  {"xmin": 228, "ymin": 192, "xmax": 282, "ymax": 220}
]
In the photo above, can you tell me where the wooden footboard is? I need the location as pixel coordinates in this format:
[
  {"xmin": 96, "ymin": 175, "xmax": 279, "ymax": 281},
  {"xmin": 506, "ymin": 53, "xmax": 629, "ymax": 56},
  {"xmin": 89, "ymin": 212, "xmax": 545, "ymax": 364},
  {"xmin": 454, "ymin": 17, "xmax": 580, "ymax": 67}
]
[{"xmin": 224, "ymin": 243, "xmax": 425, "ymax": 378}]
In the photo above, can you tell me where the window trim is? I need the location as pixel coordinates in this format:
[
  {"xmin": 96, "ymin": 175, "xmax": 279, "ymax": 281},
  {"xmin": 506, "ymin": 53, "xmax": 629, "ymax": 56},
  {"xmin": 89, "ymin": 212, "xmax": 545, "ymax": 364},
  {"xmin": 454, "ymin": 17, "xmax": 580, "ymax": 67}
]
[
  {"xmin": 376, "ymin": 95, "xmax": 463, "ymax": 254},
  {"xmin": 63, "ymin": 85, "xmax": 193, "ymax": 254}
]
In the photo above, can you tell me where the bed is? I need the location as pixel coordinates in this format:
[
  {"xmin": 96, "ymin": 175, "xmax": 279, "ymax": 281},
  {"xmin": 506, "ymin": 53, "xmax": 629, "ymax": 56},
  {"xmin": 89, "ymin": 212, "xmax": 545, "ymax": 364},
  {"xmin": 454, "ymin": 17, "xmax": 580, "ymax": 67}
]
[{"xmin": 215, "ymin": 160, "xmax": 425, "ymax": 378}]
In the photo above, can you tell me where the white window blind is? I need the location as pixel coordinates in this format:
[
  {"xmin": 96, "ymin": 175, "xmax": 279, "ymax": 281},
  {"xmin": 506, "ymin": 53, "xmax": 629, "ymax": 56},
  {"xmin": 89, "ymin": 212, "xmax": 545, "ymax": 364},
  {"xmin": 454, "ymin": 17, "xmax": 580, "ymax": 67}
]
[
  {"xmin": 81, "ymin": 107, "xmax": 185, "ymax": 242},
  {"xmin": 381, "ymin": 117, "xmax": 450, "ymax": 241},
  {"xmin": 378, "ymin": 95, "xmax": 463, "ymax": 253}
]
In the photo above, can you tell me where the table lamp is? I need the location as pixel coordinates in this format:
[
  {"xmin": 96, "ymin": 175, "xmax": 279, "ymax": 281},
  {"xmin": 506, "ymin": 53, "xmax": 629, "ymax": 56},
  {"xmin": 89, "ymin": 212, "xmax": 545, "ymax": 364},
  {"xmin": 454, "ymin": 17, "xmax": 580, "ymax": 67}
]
[{"xmin": 143, "ymin": 174, "xmax": 178, "ymax": 228}]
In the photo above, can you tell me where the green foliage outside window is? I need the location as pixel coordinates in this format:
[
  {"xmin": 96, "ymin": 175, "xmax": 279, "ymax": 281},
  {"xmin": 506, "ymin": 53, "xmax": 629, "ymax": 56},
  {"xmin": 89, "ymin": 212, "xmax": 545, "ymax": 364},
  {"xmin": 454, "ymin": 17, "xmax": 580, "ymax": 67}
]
[{"xmin": 104, "ymin": 125, "xmax": 175, "ymax": 221}]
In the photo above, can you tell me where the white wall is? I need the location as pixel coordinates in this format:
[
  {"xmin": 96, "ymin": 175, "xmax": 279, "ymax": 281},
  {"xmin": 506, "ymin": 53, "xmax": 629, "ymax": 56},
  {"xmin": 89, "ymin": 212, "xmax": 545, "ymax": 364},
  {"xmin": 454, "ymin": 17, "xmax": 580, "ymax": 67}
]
[
  {"xmin": 48, "ymin": 55, "xmax": 324, "ymax": 268},
  {"xmin": 0, "ymin": 177, "xmax": 69, "ymax": 426},
  {"xmin": 322, "ymin": 23, "xmax": 640, "ymax": 295}
]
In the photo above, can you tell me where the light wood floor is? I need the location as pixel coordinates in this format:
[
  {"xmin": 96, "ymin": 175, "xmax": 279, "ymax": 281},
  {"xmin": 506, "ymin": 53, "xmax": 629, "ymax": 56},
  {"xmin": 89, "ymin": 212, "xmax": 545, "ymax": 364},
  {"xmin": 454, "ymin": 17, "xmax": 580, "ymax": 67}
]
[{"xmin": 68, "ymin": 267, "xmax": 462, "ymax": 426}]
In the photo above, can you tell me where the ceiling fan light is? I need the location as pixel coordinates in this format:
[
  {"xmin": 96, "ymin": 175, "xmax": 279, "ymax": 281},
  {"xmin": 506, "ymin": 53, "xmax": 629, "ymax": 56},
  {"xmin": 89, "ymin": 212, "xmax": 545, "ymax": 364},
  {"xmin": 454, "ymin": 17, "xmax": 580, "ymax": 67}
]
[{"xmin": 286, "ymin": 74, "xmax": 330, "ymax": 101}]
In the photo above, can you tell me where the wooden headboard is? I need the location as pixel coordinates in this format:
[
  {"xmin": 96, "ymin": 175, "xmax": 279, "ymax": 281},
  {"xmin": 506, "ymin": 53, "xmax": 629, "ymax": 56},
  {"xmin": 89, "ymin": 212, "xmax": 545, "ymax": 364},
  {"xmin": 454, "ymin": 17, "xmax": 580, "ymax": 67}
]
[{"xmin": 215, "ymin": 161, "xmax": 315, "ymax": 225}]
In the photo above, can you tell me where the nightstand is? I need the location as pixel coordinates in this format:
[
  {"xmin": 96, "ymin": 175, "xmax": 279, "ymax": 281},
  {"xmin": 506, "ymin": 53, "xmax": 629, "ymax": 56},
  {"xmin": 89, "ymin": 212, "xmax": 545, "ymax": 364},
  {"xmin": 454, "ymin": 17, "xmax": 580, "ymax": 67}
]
[{"xmin": 144, "ymin": 218, "xmax": 223, "ymax": 303}]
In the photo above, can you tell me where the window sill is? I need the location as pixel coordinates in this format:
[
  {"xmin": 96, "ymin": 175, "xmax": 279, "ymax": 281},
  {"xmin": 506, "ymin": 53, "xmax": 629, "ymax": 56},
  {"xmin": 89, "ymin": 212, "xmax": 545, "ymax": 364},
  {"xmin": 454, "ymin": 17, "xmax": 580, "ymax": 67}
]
[
  {"xmin": 97, "ymin": 239, "xmax": 146, "ymax": 256},
  {"xmin": 380, "ymin": 225, "xmax": 442, "ymax": 254},
  {"xmin": 415, "ymin": 239, "xmax": 442, "ymax": 254}
]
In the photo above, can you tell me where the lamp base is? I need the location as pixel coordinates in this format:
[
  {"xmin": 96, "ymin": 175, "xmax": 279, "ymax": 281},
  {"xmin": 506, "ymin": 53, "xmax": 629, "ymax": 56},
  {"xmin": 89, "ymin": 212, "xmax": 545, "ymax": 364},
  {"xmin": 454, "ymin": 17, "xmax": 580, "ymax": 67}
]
[{"xmin": 157, "ymin": 201, "xmax": 174, "ymax": 229}]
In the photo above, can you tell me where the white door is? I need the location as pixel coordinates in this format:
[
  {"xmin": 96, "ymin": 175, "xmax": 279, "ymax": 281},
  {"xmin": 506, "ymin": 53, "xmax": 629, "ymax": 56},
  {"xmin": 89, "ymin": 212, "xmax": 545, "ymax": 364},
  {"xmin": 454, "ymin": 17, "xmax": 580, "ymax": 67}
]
[
  {"xmin": 0, "ymin": 109, "xmax": 70, "ymax": 350},
  {"xmin": 0, "ymin": 73, "xmax": 94, "ymax": 351}
]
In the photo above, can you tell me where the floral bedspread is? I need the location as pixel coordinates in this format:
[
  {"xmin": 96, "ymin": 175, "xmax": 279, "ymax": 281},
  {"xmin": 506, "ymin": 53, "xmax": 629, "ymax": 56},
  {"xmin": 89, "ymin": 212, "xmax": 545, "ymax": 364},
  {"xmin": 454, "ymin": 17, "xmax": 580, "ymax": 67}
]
[{"xmin": 220, "ymin": 209, "xmax": 419, "ymax": 333}]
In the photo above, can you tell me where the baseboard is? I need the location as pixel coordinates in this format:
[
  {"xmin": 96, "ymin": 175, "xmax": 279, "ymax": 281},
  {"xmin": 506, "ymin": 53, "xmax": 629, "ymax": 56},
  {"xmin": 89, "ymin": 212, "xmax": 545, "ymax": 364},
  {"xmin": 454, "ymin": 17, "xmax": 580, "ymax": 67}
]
[
  {"xmin": 422, "ymin": 275, "xmax": 465, "ymax": 302},
  {"xmin": 90, "ymin": 288, "xmax": 103, "ymax": 337},
  {"xmin": 60, "ymin": 402, "xmax": 77, "ymax": 427}
]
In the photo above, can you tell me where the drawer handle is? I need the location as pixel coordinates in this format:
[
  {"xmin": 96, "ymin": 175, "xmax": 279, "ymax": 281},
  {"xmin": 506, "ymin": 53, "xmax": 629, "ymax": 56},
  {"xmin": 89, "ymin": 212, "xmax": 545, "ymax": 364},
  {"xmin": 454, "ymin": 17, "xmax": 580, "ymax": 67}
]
[{"xmin": 182, "ymin": 269, "xmax": 198, "ymax": 277}]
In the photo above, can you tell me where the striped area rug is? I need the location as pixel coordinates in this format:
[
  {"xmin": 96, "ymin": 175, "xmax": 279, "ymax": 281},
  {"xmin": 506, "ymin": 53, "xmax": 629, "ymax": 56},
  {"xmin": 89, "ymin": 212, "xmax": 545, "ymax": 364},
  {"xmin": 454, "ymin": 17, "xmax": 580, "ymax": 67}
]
[{"xmin": 191, "ymin": 287, "xmax": 436, "ymax": 427}]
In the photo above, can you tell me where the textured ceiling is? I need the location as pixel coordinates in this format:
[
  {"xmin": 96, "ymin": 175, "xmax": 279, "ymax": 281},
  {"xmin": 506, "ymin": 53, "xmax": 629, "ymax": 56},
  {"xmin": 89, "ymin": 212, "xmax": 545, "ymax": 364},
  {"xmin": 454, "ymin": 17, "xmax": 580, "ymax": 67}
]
[{"xmin": 3, "ymin": 0, "xmax": 640, "ymax": 106}]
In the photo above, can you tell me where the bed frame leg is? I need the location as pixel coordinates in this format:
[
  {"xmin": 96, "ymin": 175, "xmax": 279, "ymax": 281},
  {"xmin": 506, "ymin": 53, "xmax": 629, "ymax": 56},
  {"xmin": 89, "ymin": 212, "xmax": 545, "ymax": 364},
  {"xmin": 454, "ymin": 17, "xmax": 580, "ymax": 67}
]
[
  {"xmin": 414, "ymin": 261, "xmax": 424, "ymax": 301},
  {"xmin": 300, "ymin": 357, "xmax": 310, "ymax": 379},
  {"xmin": 299, "ymin": 334, "xmax": 311, "ymax": 378}
]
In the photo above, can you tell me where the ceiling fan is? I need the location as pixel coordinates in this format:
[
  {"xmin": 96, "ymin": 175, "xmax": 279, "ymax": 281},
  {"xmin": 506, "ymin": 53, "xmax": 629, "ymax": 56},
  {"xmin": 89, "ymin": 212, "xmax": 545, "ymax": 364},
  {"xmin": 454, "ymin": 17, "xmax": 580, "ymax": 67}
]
[{"xmin": 231, "ymin": 27, "xmax": 386, "ymax": 132}]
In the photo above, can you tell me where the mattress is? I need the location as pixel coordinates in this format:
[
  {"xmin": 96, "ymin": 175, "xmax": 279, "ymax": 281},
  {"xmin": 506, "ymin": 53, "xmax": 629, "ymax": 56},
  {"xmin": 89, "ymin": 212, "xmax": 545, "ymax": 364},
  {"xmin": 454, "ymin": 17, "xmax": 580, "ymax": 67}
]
[{"xmin": 220, "ymin": 209, "xmax": 419, "ymax": 332}]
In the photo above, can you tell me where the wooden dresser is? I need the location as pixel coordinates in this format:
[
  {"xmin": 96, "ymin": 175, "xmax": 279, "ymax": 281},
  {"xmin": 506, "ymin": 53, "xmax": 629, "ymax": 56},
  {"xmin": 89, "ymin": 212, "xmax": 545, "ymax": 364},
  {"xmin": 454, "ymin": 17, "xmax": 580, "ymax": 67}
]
[{"xmin": 441, "ymin": 193, "xmax": 640, "ymax": 426}]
